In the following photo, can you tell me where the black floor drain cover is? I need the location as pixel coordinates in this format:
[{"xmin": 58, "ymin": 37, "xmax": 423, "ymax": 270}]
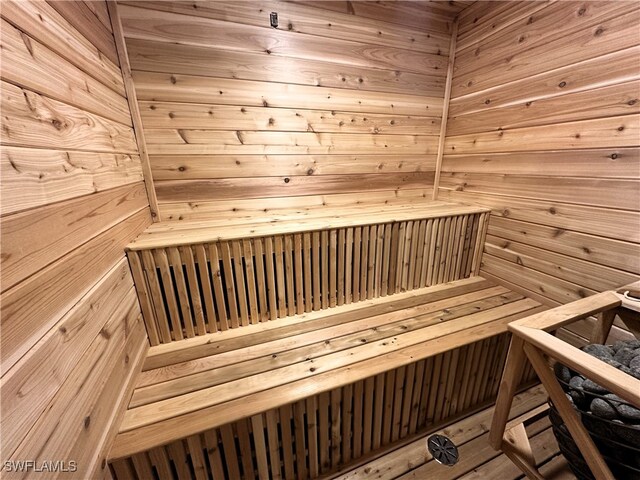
[{"xmin": 427, "ymin": 434, "xmax": 459, "ymax": 466}]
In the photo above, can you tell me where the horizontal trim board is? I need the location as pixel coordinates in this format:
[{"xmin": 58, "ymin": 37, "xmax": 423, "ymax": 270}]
[
  {"xmin": 437, "ymin": 189, "xmax": 640, "ymax": 243},
  {"xmin": 120, "ymin": 0, "xmax": 450, "ymax": 54},
  {"xmin": 449, "ymin": 46, "xmax": 640, "ymax": 117},
  {"xmin": 1, "ymin": 147, "xmax": 143, "ymax": 216},
  {"xmin": 129, "ymin": 203, "xmax": 488, "ymax": 250},
  {"xmin": 48, "ymin": 0, "xmax": 119, "ymax": 65},
  {"xmin": 1, "ymin": 0, "xmax": 125, "ymax": 95},
  {"xmin": 118, "ymin": 4, "xmax": 448, "ymax": 76},
  {"xmin": 487, "ymin": 215, "xmax": 640, "ymax": 274},
  {"xmin": 132, "ymin": 71, "xmax": 443, "ymax": 117},
  {"xmin": 158, "ymin": 189, "xmax": 435, "ymax": 221},
  {"xmin": 151, "ymin": 154, "xmax": 436, "ymax": 180},
  {"xmin": 441, "ymin": 148, "xmax": 640, "ymax": 179},
  {"xmin": 154, "ymin": 173, "xmax": 436, "ymax": 203},
  {"xmin": 0, "ymin": 209, "xmax": 152, "ymax": 375},
  {"xmin": 1, "ymin": 183, "xmax": 149, "ymax": 292},
  {"xmin": 1, "ymin": 18, "xmax": 132, "ymax": 126},
  {"xmin": 128, "ymin": 38, "xmax": 446, "ymax": 97},
  {"xmin": 144, "ymin": 131, "xmax": 438, "ymax": 156},
  {"xmin": 452, "ymin": 4, "xmax": 640, "ymax": 97},
  {"xmin": 139, "ymin": 101, "xmax": 441, "ymax": 135},
  {"xmin": 1, "ymin": 259, "xmax": 136, "ymax": 461},
  {"xmin": 1, "ymin": 81, "xmax": 138, "ymax": 154},
  {"xmin": 447, "ymin": 80, "xmax": 640, "ymax": 136},
  {"xmin": 439, "ymin": 172, "xmax": 639, "ymax": 211},
  {"xmin": 484, "ymin": 237, "xmax": 638, "ymax": 294},
  {"xmin": 444, "ymin": 114, "xmax": 640, "ymax": 155}
]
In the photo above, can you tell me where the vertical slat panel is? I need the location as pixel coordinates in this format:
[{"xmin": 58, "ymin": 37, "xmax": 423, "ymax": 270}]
[
  {"xmin": 337, "ymin": 228, "xmax": 345, "ymax": 306},
  {"xmin": 329, "ymin": 229, "xmax": 338, "ymax": 308},
  {"xmin": 418, "ymin": 356, "xmax": 435, "ymax": 428},
  {"xmin": 242, "ymin": 239, "xmax": 260, "ymax": 324},
  {"xmin": 352, "ymin": 227, "xmax": 361, "ymax": 303},
  {"xmin": 148, "ymin": 446, "xmax": 173, "ymax": 480},
  {"xmin": 220, "ymin": 241, "xmax": 240, "ymax": 328},
  {"xmin": 321, "ymin": 230, "xmax": 329, "ymax": 310},
  {"xmin": 284, "ymin": 235, "xmax": 296, "ymax": 315},
  {"xmin": 374, "ymin": 225, "xmax": 384, "ymax": 297},
  {"xmin": 195, "ymin": 244, "xmax": 217, "ymax": 333},
  {"xmin": 220, "ymin": 424, "xmax": 241, "ymax": 480},
  {"xmin": 303, "ymin": 233, "xmax": 313, "ymax": 313},
  {"xmin": 387, "ymin": 223, "xmax": 399, "ymax": 295},
  {"xmin": 236, "ymin": 418, "xmax": 255, "ymax": 479},
  {"xmin": 318, "ymin": 391, "xmax": 330, "ymax": 474},
  {"xmin": 391, "ymin": 365, "xmax": 405, "ymax": 442},
  {"xmin": 293, "ymin": 400, "xmax": 308, "ymax": 480},
  {"xmin": 251, "ymin": 414, "xmax": 270, "ymax": 480},
  {"xmin": 181, "ymin": 246, "xmax": 206, "ymax": 335},
  {"xmin": 367, "ymin": 224, "xmax": 377, "ymax": 299},
  {"xmin": 352, "ymin": 380, "xmax": 364, "ymax": 459},
  {"xmin": 380, "ymin": 224, "xmax": 392, "ymax": 296},
  {"xmin": 266, "ymin": 409, "xmax": 283, "ymax": 480},
  {"xmin": 231, "ymin": 240, "xmax": 249, "ymax": 326},
  {"xmin": 186, "ymin": 435, "xmax": 208, "ymax": 480},
  {"xmin": 274, "ymin": 235, "xmax": 287, "ymax": 318},
  {"xmin": 400, "ymin": 362, "xmax": 416, "ymax": 438},
  {"xmin": 312, "ymin": 232, "xmax": 321, "ymax": 311},
  {"xmin": 345, "ymin": 228, "xmax": 353, "ymax": 304},
  {"xmin": 253, "ymin": 238, "xmax": 269, "ymax": 321},
  {"xmin": 140, "ymin": 250, "xmax": 172, "ymax": 343},
  {"xmin": 167, "ymin": 247, "xmax": 195, "ymax": 338},
  {"xmin": 372, "ymin": 373, "xmax": 385, "ymax": 450},
  {"xmin": 130, "ymin": 452, "xmax": 154, "ymax": 480},
  {"xmin": 203, "ymin": 429, "xmax": 226, "ymax": 480},
  {"xmin": 280, "ymin": 404, "xmax": 295, "ymax": 480},
  {"xmin": 306, "ymin": 396, "xmax": 319, "ymax": 479},
  {"xmin": 330, "ymin": 388, "xmax": 341, "ymax": 469},
  {"xmin": 341, "ymin": 383, "xmax": 353, "ymax": 465},
  {"xmin": 400, "ymin": 221, "xmax": 412, "ymax": 292},
  {"xmin": 209, "ymin": 243, "xmax": 229, "ymax": 331},
  {"xmin": 154, "ymin": 249, "xmax": 183, "ymax": 341},
  {"xmin": 409, "ymin": 359, "xmax": 426, "ymax": 434},
  {"xmin": 294, "ymin": 233, "xmax": 305, "ymax": 315},
  {"xmin": 381, "ymin": 369, "xmax": 395, "ymax": 444},
  {"xmin": 411, "ymin": 220, "xmax": 426, "ymax": 290},
  {"xmin": 167, "ymin": 439, "xmax": 190, "ymax": 479},
  {"xmin": 264, "ymin": 237, "xmax": 278, "ymax": 320},
  {"xmin": 394, "ymin": 222, "xmax": 406, "ymax": 294},
  {"xmin": 359, "ymin": 226, "xmax": 369, "ymax": 300},
  {"xmin": 362, "ymin": 377, "xmax": 375, "ymax": 455},
  {"xmin": 128, "ymin": 251, "xmax": 159, "ymax": 345}
]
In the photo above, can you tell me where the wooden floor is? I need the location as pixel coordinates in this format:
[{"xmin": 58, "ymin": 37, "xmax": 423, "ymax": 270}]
[{"xmin": 334, "ymin": 384, "xmax": 577, "ymax": 480}]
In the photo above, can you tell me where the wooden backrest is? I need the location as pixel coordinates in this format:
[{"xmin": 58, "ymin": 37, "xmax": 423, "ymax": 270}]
[{"xmin": 128, "ymin": 210, "xmax": 489, "ymax": 344}]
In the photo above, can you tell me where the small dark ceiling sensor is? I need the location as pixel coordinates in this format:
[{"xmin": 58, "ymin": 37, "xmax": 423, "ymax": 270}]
[{"xmin": 270, "ymin": 12, "xmax": 278, "ymax": 28}]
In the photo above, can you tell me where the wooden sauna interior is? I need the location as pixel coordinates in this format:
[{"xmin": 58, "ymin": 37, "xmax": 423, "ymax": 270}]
[{"xmin": 1, "ymin": 0, "xmax": 638, "ymax": 478}]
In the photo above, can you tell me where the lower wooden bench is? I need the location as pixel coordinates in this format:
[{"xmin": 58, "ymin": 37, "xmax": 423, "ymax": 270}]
[{"xmin": 108, "ymin": 276, "xmax": 544, "ymax": 479}]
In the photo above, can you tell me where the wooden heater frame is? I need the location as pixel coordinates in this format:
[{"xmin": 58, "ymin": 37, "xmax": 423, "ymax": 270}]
[{"xmin": 489, "ymin": 282, "xmax": 640, "ymax": 480}]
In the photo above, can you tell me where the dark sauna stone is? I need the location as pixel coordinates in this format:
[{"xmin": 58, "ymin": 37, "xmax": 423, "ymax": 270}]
[
  {"xmin": 614, "ymin": 347, "xmax": 638, "ymax": 366},
  {"xmin": 620, "ymin": 364, "xmax": 640, "ymax": 380},
  {"xmin": 582, "ymin": 378, "xmax": 608, "ymax": 394},
  {"xmin": 569, "ymin": 376, "xmax": 585, "ymax": 389},
  {"xmin": 590, "ymin": 398, "xmax": 618, "ymax": 420},
  {"xmin": 630, "ymin": 355, "xmax": 640, "ymax": 370},
  {"xmin": 613, "ymin": 339, "xmax": 640, "ymax": 351},
  {"xmin": 582, "ymin": 344, "xmax": 614, "ymax": 358},
  {"xmin": 604, "ymin": 393, "xmax": 640, "ymax": 423},
  {"xmin": 555, "ymin": 362, "xmax": 572, "ymax": 383}
]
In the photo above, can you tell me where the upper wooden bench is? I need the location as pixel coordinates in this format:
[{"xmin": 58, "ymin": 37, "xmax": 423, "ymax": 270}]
[
  {"xmin": 125, "ymin": 201, "xmax": 492, "ymax": 346},
  {"xmin": 109, "ymin": 275, "xmax": 545, "ymax": 460}
]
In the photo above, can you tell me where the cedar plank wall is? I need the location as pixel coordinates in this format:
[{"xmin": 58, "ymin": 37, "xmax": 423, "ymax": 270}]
[
  {"xmin": 1, "ymin": 1, "xmax": 152, "ymax": 477},
  {"xmin": 439, "ymin": 1, "xmax": 640, "ymax": 308},
  {"xmin": 116, "ymin": 0, "xmax": 470, "ymax": 220}
]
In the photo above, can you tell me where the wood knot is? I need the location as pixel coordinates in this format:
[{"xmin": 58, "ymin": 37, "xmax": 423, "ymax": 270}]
[
  {"xmin": 558, "ymin": 81, "xmax": 567, "ymax": 88},
  {"xmin": 284, "ymin": 177, "xmax": 290, "ymax": 183},
  {"xmin": 611, "ymin": 153, "xmax": 618, "ymax": 159}
]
